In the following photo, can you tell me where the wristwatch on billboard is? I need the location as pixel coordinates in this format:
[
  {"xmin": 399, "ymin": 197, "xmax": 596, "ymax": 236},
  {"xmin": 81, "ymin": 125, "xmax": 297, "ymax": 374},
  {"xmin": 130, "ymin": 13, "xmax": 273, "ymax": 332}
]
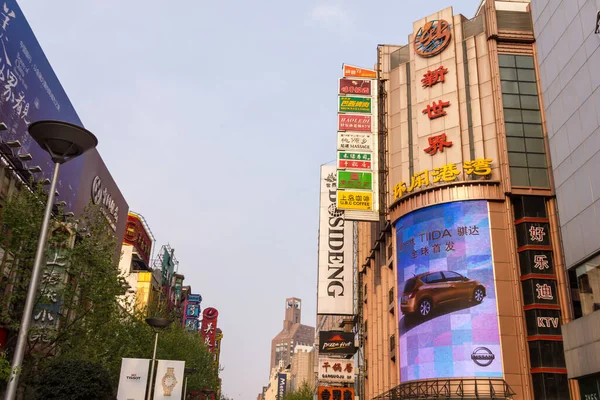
[{"xmin": 161, "ymin": 367, "xmax": 178, "ymax": 396}]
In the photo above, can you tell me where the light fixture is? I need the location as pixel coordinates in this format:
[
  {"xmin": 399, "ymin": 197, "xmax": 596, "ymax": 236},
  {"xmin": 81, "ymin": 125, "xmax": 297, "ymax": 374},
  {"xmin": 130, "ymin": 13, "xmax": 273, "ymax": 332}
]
[
  {"xmin": 5, "ymin": 140, "xmax": 21, "ymax": 148},
  {"xmin": 41, "ymin": 178, "xmax": 51, "ymax": 185},
  {"xmin": 64, "ymin": 212, "xmax": 74, "ymax": 217},
  {"xmin": 55, "ymin": 201, "xmax": 67, "ymax": 207},
  {"xmin": 0, "ymin": 122, "xmax": 7, "ymax": 131},
  {"xmin": 17, "ymin": 153, "xmax": 32, "ymax": 161},
  {"xmin": 27, "ymin": 166, "xmax": 42, "ymax": 173}
]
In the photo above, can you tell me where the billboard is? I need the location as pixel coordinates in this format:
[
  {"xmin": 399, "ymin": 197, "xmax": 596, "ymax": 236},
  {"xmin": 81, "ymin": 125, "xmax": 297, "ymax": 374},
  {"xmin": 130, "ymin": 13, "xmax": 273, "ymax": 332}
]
[
  {"xmin": 337, "ymin": 132, "xmax": 373, "ymax": 152},
  {"xmin": 342, "ymin": 64, "xmax": 376, "ymax": 79},
  {"xmin": 317, "ymin": 387, "xmax": 354, "ymax": 400},
  {"xmin": 338, "ymin": 96, "xmax": 371, "ymax": 113},
  {"xmin": 276, "ymin": 373, "xmax": 287, "ymax": 400},
  {"xmin": 200, "ymin": 307, "xmax": 219, "ymax": 352},
  {"xmin": 116, "ymin": 358, "xmax": 150, "ymax": 400},
  {"xmin": 339, "ymin": 78, "xmax": 373, "ymax": 96},
  {"xmin": 338, "ymin": 114, "xmax": 373, "ymax": 132},
  {"xmin": 123, "ymin": 213, "xmax": 153, "ymax": 266},
  {"xmin": 318, "ymin": 331, "xmax": 355, "ymax": 354},
  {"xmin": 153, "ymin": 360, "xmax": 185, "ymax": 400},
  {"xmin": 337, "ymin": 171, "xmax": 372, "ymax": 190},
  {"xmin": 318, "ymin": 358, "xmax": 355, "ymax": 383},
  {"xmin": 0, "ymin": 0, "xmax": 128, "ymax": 237},
  {"xmin": 396, "ymin": 200, "xmax": 502, "ymax": 381},
  {"xmin": 317, "ymin": 166, "xmax": 354, "ymax": 315}
]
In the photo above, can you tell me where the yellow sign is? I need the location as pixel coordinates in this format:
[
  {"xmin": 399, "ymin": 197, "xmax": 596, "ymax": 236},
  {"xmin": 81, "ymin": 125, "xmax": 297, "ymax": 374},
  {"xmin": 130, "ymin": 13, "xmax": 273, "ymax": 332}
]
[
  {"xmin": 393, "ymin": 158, "xmax": 493, "ymax": 200},
  {"xmin": 338, "ymin": 191, "xmax": 373, "ymax": 211}
]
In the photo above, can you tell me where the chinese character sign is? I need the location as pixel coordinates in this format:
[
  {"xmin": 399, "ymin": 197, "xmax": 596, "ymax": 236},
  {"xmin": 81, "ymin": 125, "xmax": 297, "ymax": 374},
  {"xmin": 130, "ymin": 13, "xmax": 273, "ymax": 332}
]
[
  {"xmin": 338, "ymin": 114, "xmax": 372, "ymax": 132},
  {"xmin": 396, "ymin": 200, "xmax": 502, "ymax": 381},
  {"xmin": 339, "ymin": 78, "xmax": 372, "ymax": 96},
  {"xmin": 424, "ymin": 133, "xmax": 453, "ymax": 155},
  {"xmin": 317, "ymin": 387, "xmax": 354, "ymax": 400},
  {"xmin": 318, "ymin": 358, "xmax": 355, "ymax": 383},
  {"xmin": 200, "ymin": 307, "xmax": 219, "ymax": 352}
]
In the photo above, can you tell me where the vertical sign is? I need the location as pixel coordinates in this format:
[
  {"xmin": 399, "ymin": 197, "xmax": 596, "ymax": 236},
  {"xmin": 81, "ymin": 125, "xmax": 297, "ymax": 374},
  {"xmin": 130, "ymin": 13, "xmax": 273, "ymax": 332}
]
[
  {"xmin": 182, "ymin": 293, "xmax": 202, "ymax": 332},
  {"xmin": 317, "ymin": 166, "xmax": 355, "ymax": 315},
  {"xmin": 200, "ymin": 307, "xmax": 219, "ymax": 352},
  {"xmin": 337, "ymin": 64, "xmax": 379, "ymax": 221},
  {"xmin": 153, "ymin": 360, "xmax": 185, "ymax": 400},
  {"xmin": 277, "ymin": 374, "xmax": 287, "ymax": 400},
  {"xmin": 117, "ymin": 358, "xmax": 150, "ymax": 400}
]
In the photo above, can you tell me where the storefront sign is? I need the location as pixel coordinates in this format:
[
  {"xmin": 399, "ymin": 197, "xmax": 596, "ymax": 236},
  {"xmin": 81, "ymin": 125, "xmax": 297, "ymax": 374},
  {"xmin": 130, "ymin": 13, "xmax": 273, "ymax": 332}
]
[
  {"xmin": 318, "ymin": 387, "xmax": 354, "ymax": 400},
  {"xmin": 338, "ymin": 114, "xmax": 372, "ymax": 132},
  {"xmin": 519, "ymin": 250, "xmax": 554, "ymax": 276},
  {"xmin": 123, "ymin": 213, "xmax": 153, "ymax": 265},
  {"xmin": 392, "ymin": 158, "xmax": 493, "ymax": 200},
  {"xmin": 424, "ymin": 133, "xmax": 452, "ymax": 155},
  {"xmin": 91, "ymin": 175, "xmax": 120, "ymax": 231},
  {"xmin": 318, "ymin": 358, "xmax": 355, "ymax": 383},
  {"xmin": 200, "ymin": 308, "xmax": 219, "ymax": 352},
  {"xmin": 338, "ymin": 151, "xmax": 372, "ymax": 170},
  {"xmin": 343, "ymin": 64, "xmax": 376, "ymax": 78},
  {"xmin": 337, "ymin": 132, "xmax": 374, "ymax": 152},
  {"xmin": 421, "ymin": 66, "xmax": 448, "ymax": 88},
  {"xmin": 414, "ymin": 19, "xmax": 452, "ymax": 58},
  {"xmin": 337, "ymin": 191, "xmax": 372, "ymax": 211},
  {"xmin": 338, "ymin": 171, "xmax": 372, "ymax": 190},
  {"xmin": 339, "ymin": 96, "xmax": 371, "ymax": 113},
  {"xmin": 423, "ymin": 99, "xmax": 450, "ymax": 119},
  {"xmin": 525, "ymin": 309, "xmax": 562, "ymax": 336},
  {"xmin": 516, "ymin": 222, "xmax": 551, "ymax": 247},
  {"xmin": 277, "ymin": 374, "xmax": 287, "ymax": 400},
  {"xmin": 339, "ymin": 78, "xmax": 372, "ymax": 96},
  {"xmin": 522, "ymin": 279, "xmax": 558, "ymax": 306},
  {"xmin": 319, "ymin": 331, "xmax": 356, "ymax": 354}
]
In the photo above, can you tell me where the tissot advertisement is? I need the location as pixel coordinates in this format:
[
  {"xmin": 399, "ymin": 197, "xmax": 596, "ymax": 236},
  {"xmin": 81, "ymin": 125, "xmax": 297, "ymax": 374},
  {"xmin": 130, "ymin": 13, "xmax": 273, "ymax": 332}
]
[
  {"xmin": 116, "ymin": 358, "xmax": 150, "ymax": 400},
  {"xmin": 396, "ymin": 200, "xmax": 502, "ymax": 381}
]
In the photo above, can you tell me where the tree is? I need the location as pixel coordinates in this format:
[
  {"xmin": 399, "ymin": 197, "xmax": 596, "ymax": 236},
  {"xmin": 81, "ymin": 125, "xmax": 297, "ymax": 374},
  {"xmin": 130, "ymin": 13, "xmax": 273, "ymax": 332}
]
[
  {"xmin": 283, "ymin": 381, "xmax": 314, "ymax": 400},
  {"xmin": 33, "ymin": 360, "xmax": 113, "ymax": 400}
]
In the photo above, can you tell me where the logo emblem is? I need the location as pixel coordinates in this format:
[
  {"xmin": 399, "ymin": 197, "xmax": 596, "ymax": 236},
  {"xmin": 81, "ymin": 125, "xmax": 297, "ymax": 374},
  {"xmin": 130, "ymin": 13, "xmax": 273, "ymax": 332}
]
[
  {"xmin": 414, "ymin": 19, "xmax": 452, "ymax": 58},
  {"xmin": 471, "ymin": 347, "xmax": 495, "ymax": 367},
  {"xmin": 91, "ymin": 176, "xmax": 103, "ymax": 205}
]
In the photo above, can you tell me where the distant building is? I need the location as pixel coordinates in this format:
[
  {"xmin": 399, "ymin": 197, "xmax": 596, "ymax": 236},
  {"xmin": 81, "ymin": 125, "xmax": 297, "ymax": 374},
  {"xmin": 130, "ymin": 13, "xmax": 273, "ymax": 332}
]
[
  {"xmin": 270, "ymin": 298, "xmax": 315, "ymax": 371},
  {"xmin": 289, "ymin": 345, "xmax": 315, "ymax": 391}
]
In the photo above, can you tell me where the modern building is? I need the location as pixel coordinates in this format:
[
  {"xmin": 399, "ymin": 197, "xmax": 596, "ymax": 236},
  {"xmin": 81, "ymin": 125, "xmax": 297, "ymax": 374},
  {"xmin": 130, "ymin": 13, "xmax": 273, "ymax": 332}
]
[
  {"xmin": 354, "ymin": 1, "xmax": 574, "ymax": 399},
  {"xmin": 270, "ymin": 298, "xmax": 315, "ymax": 371},
  {"xmin": 531, "ymin": 0, "xmax": 600, "ymax": 397}
]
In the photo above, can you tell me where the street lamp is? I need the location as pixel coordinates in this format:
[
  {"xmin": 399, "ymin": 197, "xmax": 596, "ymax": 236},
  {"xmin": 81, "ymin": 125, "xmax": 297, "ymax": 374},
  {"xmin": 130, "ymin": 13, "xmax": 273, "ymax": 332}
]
[
  {"xmin": 183, "ymin": 367, "xmax": 197, "ymax": 400},
  {"xmin": 146, "ymin": 317, "xmax": 173, "ymax": 400},
  {"xmin": 4, "ymin": 120, "xmax": 98, "ymax": 400}
]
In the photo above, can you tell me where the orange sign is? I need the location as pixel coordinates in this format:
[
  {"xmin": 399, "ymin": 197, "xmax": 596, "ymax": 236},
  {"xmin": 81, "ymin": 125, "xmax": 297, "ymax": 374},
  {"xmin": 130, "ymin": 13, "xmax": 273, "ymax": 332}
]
[
  {"xmin": 414, "ymin": 19, "xmax": 452, "ymax": 58},
  {"xmin": 343, "ymin": 64, "xmax": 376, "ymax": 79},
  {"xmin": 123, "ymin": 213, "xmax": 153, "ymax": 266}
]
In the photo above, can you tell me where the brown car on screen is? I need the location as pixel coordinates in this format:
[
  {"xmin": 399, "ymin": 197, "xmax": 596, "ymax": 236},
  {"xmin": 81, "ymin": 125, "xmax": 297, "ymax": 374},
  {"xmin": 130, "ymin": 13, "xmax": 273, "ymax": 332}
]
[{"xmin": 400, "ymin": 271, "xmax": 486, "ymax": 317}]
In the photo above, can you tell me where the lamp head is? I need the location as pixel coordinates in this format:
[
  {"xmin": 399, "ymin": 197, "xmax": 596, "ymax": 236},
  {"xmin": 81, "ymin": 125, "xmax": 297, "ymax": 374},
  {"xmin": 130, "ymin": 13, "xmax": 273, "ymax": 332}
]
[{"xmin": 28, "ymin": 120, "xmax": 98, "ymax": 164}]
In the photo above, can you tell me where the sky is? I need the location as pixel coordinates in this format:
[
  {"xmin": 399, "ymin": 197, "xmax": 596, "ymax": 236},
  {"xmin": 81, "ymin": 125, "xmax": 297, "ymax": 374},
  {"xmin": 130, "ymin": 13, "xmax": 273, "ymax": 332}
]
[{"xmin": 18, "ymin": 0, "xmax": 481, "ymax": 398}]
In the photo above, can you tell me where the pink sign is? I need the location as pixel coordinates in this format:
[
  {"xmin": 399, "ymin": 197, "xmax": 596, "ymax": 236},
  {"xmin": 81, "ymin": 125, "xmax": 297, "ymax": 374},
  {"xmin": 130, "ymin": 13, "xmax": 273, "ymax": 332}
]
[{"xmin": 338, "ymin": 115, "xmax": 372, "ymax": 132}]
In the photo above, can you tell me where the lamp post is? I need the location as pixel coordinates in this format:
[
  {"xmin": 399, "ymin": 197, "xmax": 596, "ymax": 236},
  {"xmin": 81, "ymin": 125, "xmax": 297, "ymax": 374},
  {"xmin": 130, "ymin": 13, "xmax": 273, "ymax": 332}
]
[
  {"xmin": 182, "ymin": 367, "xmax": 197, "ymax": 400},
  {"xmin": 4, "ymin": 121, "xmax": 98, "ymax": 400},
  {"xmin": 145, "ymin": 317, "xmax": 172, "ymax": 400}
]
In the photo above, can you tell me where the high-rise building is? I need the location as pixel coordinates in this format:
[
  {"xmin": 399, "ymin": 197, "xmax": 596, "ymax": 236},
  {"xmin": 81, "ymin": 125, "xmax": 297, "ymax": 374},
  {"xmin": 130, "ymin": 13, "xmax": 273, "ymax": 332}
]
[
  {"xmin": 353, "ymin": 1, "xmax": 574, "ymax": 399},
  {"xmin": 531, "ymin": 0, "xmax": 600, "ymax": 397},
  {"xmin": 270, "ymin": 298, "xmax": 315, "ymax": 371}
]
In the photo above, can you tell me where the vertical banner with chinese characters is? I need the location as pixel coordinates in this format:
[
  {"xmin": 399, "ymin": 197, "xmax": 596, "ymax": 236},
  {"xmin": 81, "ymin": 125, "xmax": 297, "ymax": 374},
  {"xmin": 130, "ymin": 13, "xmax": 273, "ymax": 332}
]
[
  {"xmin": 116, "ymin": 358, "xmax": 150, "ymax": 400},
  {"xmin": 512, "ymin": 196, "xmax": 567, "ymax": 376},
  {"xmin": 317, "ymin": 166, "xmax": 355, "ymax": 315},
  {"xmin": 336, "ymin": 64, "xmax": 379, "ymax": 221},
  {"xmin": 200, "ymin": 307, "xmax": 219, "ymax": 352}
]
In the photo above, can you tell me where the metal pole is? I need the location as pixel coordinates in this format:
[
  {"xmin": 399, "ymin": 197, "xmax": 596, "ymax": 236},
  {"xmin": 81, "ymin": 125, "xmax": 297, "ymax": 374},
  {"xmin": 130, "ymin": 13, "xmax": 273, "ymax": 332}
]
[
  {"xmin": 146, "ymin": 331, "xmax": 159, "ymax": 400},
  {"xmin": 183, "ymin": 376, "xmax": 188, "ymax": 400},
  {"xmin": 4, "ymin": 162, "xmax": 60, "ymax": 400}
]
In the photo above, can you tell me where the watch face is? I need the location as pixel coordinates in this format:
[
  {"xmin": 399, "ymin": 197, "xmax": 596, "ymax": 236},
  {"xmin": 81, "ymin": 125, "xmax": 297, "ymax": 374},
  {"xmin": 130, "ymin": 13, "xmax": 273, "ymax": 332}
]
[{"xmin": 163, "ymin": 376, "xmax": 177, "ymax": 388}]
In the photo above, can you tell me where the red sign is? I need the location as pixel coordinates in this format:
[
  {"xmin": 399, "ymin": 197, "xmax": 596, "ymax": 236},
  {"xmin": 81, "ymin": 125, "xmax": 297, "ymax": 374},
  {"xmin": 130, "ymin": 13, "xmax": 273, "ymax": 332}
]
[
  {"xmin": 414, "ymin": 20, "xmax": 452, "ymax": 58},
  {"xmin": 318, "ymin": 387, "xmax": 354, "ymax": 400},
  {"xmin": 339, "ymin": 160, "xmax": 372, "ymax": 170},
  {"xmin": 338, "ymin": 115, "xmax": 372, "ymax": 132},
  {"xmin": 423, "ymin": 99, "xmax": 450, "ymax": 120},
  {"xmin": 424, "ymin": 133, "xmax": 453, "ymax": 155},
  {"xmin": 421, "ymin": 66, "xmax": 448, "ymax": 88},
  {"xmin": 339, "ymin": 78, "xmax": 371, "ymax": 96},
  {"xmin": 123, "ymin": 214, "xmax": 152, "ymax": 266},
  {"xmin": 200, "ymin": 307, "xmax": 219, "ymax": 353}
]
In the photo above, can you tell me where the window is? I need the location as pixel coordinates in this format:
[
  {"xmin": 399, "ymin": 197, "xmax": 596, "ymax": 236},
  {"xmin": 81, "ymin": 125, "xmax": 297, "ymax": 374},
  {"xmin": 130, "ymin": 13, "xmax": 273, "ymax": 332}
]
[
  {"xmin": 425, "ymin": 272, "xmax": 443, "ymax": 283},
  {"xmin": 574, "ymin": 262, "xmax": 600, "ymax": 317},
  {"xmin": 442, "ymin": 271, "xmax": 464, "ymax": 281},
  {"xmin": 499, "ymin": 54, "xmax": 549, "ymax": 188}
]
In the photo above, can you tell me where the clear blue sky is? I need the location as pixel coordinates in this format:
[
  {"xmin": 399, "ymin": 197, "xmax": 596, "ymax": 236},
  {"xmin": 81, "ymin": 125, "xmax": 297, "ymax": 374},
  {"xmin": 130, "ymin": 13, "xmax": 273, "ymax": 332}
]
[{"xmin": 18, "ymin": 0, "xmax": 480, "ymax": 398}]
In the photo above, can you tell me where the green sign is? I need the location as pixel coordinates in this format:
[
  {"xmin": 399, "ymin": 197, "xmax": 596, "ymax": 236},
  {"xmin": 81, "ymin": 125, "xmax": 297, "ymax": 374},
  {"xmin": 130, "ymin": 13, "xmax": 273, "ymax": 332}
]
[
  {"xmin": 339, "ymin": 152, "xmax": 372, "ymax": 161},
  {"xmin": 339, "ymin": 96, "xmax": 371, "ymax": 113},
  {"xmin": 338, "ymin": 171, "xmax": 373, "ymax": 190}
]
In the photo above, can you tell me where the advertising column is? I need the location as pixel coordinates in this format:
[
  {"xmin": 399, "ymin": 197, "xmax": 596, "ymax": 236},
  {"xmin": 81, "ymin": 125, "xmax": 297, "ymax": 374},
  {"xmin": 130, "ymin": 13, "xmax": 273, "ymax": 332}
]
[
  {"xmin": 200, "ymin": 307, "xmax": 219, "ymax": 353},
  {"xmin": 336, "ymin": 64, "xmax": 380, "ymax": 222}
]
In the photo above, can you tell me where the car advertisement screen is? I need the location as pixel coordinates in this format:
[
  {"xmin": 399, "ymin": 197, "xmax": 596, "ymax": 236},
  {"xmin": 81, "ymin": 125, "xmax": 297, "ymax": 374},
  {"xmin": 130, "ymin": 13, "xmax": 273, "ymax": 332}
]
[{"xmin": 396, "ymin": 200, "xmax": 502, "ymax": 381}]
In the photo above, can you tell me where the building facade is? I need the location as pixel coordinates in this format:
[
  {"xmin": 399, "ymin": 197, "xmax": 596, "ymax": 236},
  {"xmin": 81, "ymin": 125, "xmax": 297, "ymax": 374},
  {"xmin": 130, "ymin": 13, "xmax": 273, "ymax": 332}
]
[
  {"xmin": 531, "ymin": 0, "xmax": 600, "ymax": 397},
  {"xmin": 270, "ymin": 298, "xmax": 315, "ymax": 371},
  {"xmin": 357, "ymin": 1, "xmax": 574, "ymax": 399},
  {"xmin": 289, "ymin": 345, "xmax": 316, "ymax": 391}
]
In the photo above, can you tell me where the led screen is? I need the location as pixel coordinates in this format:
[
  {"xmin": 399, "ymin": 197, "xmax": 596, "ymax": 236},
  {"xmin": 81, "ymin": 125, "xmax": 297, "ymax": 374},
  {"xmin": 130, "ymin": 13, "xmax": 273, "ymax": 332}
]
[{"xmin": 396, "ymin": 200, "xmax": 502, "ymax": 381}]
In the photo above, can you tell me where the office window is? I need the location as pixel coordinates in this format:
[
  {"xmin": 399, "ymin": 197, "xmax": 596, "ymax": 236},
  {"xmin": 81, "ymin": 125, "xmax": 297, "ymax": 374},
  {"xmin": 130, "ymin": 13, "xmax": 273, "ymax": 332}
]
[
  {"xmin": 574, "ymin": 262, "xmax": 600, "ymax": 317},
  {"xmin": 499, "ymin": 54, "xmax": 549, "ymax": 188}
]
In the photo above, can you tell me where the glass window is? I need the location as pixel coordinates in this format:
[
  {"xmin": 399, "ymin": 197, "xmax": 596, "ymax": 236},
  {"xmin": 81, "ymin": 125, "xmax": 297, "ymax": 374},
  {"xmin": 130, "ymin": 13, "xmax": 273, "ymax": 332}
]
[
  {"xmin": 506, "ymin": 123, "xmax": 524, "ymax": 137},
  {"xmin": 509, "ymin": 152, "xmax": 528, "ymax": 167},
  {"xmin": 522, "ymin": 110, "xmax": 542, "ymax": 123},
  {"xmin": 520, "ymin": 95, "xmax": 540, "ymax": 110},
  {"xmin": 442, "ymin": 271, "xmax": 464, "ymax": 281},
  {"xmin": 523, "ymin": 124, "xmax": 543, "ymax": 138},
  {"xmin": 503, "ymin": 94, "xmax": 520, "ymax": 108},
  {"xmin": 500, "ymin": 67, "xmax": 518, "ymax": 81},
  {"xmin": 519, "ymin": 82, "xmax": 538, "ymax": 95},
  {"xmin": 501, "ymin": 81, "xmax": 519, "ymax": 94},
  {"xmin": 527, "ymin": 153, "xmax": 547, "ymax": 168},
  {"xmin": 526, "ymin": 138, "xmax": 545, "ymax": 153},
  {"xmin": 518, "ymin": 68, "xmax": 537, "ymax": 82},
  {"xmin": 575, "ymin": 263, "xmax": 600, "ymax": 317},
  {"xmin": 510, "ymin": 167, "xmax": 530, "ymax": 186},
  {"xmin": 499, "ymin": 54, "xmax": 516, "ymax": 67},
  {"xmin": 515, "ymin": 55, "xmax": 535, "ymax": 69},
  {"xmin": 504, "ymin": 109, "xmax": 522, "ymax": 122},
  {"xmin": 425, "ymin": 272, "xmax": 443, "ymax": 283},
  {"xmin": 507, "ymin": 137, "xmax": 526, "ymax": 152}
]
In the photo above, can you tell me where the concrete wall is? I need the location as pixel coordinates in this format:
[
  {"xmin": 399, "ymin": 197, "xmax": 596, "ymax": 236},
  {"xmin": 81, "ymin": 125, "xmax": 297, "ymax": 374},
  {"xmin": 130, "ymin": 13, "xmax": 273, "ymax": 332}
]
[{"xmin": 532, "ymin": 0, "xmax": 600, "ymax": 267}]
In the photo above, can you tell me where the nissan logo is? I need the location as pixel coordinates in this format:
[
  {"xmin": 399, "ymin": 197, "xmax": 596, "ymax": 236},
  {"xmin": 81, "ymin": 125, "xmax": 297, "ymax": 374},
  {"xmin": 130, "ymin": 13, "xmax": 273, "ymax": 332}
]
[{"xmin": 471, "ymin": 347, "xmax": 495, "ymax": 367}]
